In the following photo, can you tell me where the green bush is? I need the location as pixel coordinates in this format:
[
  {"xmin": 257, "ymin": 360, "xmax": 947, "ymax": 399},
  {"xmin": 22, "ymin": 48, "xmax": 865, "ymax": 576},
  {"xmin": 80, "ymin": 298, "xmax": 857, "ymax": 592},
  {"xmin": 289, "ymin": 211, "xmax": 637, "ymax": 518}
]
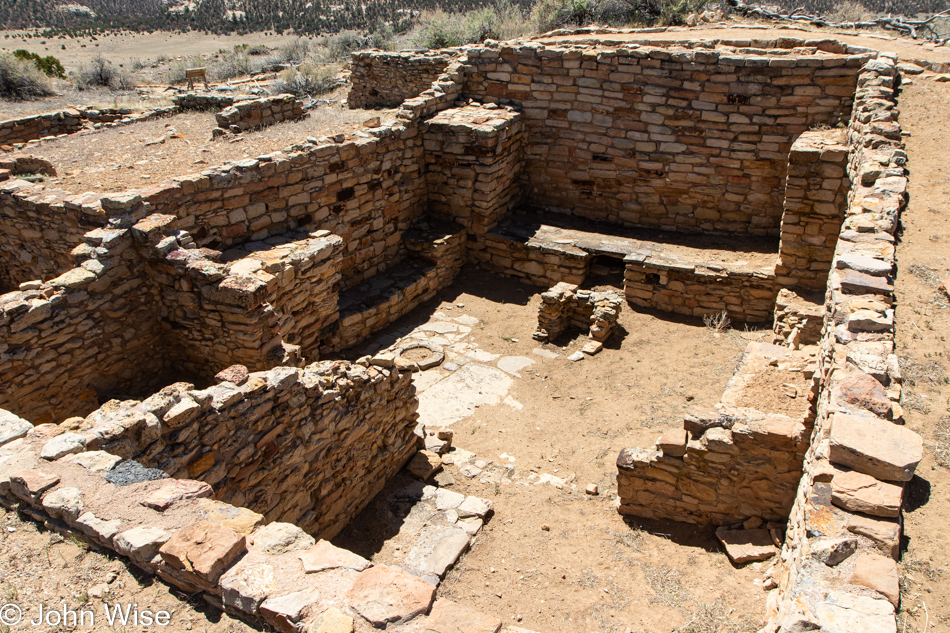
[
  {"xmin": 532, "ymin": 0, "xmax": 709, "ymax": 32},
  {"xmin": 12, "ymin": 49, "xmax": 65, "ymax": 78},
  {"xmin": 0, "ymin": 53, "xmax": 55, "ymax": 100},
  {"xmin": 415, "ymin": 1, "xmax": 531, "ymax": 49}
]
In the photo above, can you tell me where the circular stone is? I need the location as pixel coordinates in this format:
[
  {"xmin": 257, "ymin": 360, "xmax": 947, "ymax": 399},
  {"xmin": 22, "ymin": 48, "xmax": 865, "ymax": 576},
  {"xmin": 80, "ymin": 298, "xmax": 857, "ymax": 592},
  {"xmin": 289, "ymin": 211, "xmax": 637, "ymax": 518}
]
[{"xmin": 393, "ymin": 341, "xmax": 445, "ymax": 371}]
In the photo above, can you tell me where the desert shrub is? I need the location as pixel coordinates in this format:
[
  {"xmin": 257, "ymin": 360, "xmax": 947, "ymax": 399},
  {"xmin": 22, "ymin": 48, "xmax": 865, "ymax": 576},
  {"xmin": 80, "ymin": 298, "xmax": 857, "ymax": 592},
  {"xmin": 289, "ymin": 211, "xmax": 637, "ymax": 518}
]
[
  {"xmin": 273, "ymin": 63, "xmax": 341, "ymax": 96},
  {"xmin": 247, "ymin": 44, "xmax": 270, "ymax": 55},
  {"xmin": 827, "ymin": 0, "xmax": 870, "ymax": 21},
  {"xmin": 414, "ymin": 3, "xmax": 528, "ymax": 49},
  {"xmin": 75, "ymin": 54, "xmax": 135, "ymax": 90},
  {"xmin": 321, "ymin": 27, "xmax": 395, "ymax": 59},
  {"xmin": 210, "ymin": 48, "xmax": 256, "ymax": 81},
  {"xmin": 13, "ymin": 49, "xmax": 66, "ymax": 78},
  {"xmin": 164, "ymin": 55, "xmax": 208, "ymax": 84},
  {"xmin": 0, "ymin": 53, "xmax": 55, "ymax": 100},
  {"xmin": 533, "ymin": 0, "xmax": 709, "ymax": 31}
]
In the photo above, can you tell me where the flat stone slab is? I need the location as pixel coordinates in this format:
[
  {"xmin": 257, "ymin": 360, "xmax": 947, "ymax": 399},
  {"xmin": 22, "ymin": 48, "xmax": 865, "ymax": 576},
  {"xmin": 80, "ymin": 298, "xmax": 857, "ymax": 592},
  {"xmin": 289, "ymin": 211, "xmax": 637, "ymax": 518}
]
[
  {"xmin": 422, "ymin": 598, "xmax": 503, "ymax": 633},
  {"xmin": 347, "ymin": 564, "xmax": 436, "ymax": 627},
  {"xmin": 194, "ymin": 499, "xmax": 265, "ymax": 535},
  {"xmin": 815, "ymin": 591, "xmax": 895, "ymax": 633},
  {"xmin": 142, "ymin": 479, "xmax": 213, "ymax": 511},
  {"xmin": 715, "ymin": 527, "xmax": 778, "ymax": 565},
  {"xmin": 40, "ymin": 432, "xmax": 86, "ymax": 460},
  {"xmin": 531, "ymin": 348, "xmax": 559, "ymax": 359},
  {"xmin": 0, "ymin": 410, "xmax": 32, "ymax": 445},
  {"xmin": 497, "ymin": 356, "xmax": 534, "ymax": 377},
  {"xmin": 831, "ymin": 470, "xmax": 903, "ymax": 518},
  {"xmin": 62, "ymin": 450, "xmax": 122, "ymax": 472},
  {"xmin": 299, "ymin": 540, "xmax": 371, "ymax": 573},
  {"xmin": 829, "ymin": 413, "xmax": 922, "ymax": 482},
  {"xmin": 418, "ymin": 363, "xmax": 514, "ymax": 427},
  {"xmin": 252, "ymin": 522, "xmax": 315, "ymax": 554},
  {"xmin": 847, "ymin": 514, "xmax": 900, "ymax": 559},
  {"xmin": 851, "ymin": 552, "xmax": 900, "ymax": 606},
  {"xmin": 159, "ymin": 521, "xmax": 247, "ymax": 583},
  {"xmin": 658, "ymin": 428, "xmax": 688, "ymax": 457},
  {"xmin": 403, "ymin": 525, "xmax": 471, "ymax": 578}
]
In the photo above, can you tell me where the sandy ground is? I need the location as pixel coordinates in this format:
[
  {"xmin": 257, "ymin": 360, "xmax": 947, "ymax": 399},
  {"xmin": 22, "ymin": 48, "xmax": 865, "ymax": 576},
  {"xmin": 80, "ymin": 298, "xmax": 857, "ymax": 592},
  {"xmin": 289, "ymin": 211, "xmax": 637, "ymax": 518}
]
[
  {"xmin": 336, "ymin": 269, "xmax": 770, "ymax": 633},
  {"xmin": 537, "ymin": 24, "xmax": 950, "ymax": 65},
  {"xmin": 889, "ymin": 77, "xmax": 950, "ymax": 633},
  {"xmin": 31, "ymin": 94, "xmax": 395, "ymax": 194}
]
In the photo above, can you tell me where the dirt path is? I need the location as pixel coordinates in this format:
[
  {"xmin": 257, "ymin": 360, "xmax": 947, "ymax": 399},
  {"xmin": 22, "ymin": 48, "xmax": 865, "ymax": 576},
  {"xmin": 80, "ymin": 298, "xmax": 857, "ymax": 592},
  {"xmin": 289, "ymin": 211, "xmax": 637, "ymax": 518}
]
[{"xmin": 889, "ymin": 77, "xmax": 950, "ymax": 633}]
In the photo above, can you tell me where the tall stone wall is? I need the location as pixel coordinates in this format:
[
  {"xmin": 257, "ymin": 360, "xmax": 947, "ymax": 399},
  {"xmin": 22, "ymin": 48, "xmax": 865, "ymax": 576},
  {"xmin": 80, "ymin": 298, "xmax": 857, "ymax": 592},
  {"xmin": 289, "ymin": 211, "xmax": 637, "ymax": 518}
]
[
  {"xmin": 422, "ymin": 103, "xmax": 524, "ymax": 235},
  {"xmin": 463, "ymin": 44, "xmax": 866, "ymax": 236},
  {"xmin": 0, "ymin": 228, "xmax": 169, "ymax": 425},
  {"xmin": 348, "ymin": 51, "xmax": 455, "ymax": 108},
  {"xmin": 0, "ymin": 179, "xmax": 108, "ymax": 292},
  {"xmin": 71, "ymin": 361, "xmax": 418, "ymax": 538},
  {"xmin": 775, "ymin": 129, "xmax": 850, "ymax": 290},
  {"xmin": 763, "ymin": 56, "xmax": 919, "ymax": 633}
]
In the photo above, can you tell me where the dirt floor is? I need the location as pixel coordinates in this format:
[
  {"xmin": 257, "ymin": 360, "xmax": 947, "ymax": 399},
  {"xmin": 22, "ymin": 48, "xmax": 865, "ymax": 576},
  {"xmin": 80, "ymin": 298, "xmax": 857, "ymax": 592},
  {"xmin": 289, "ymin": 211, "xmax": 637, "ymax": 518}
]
[
  {"xmin": 0, "ymin": 505, "xmax": 258, "ymax": 633},
  {"xmin": 888, "ymin": 77, "xmax": 950, "ymax": 633},
  {"xmin": 336, "ymin": 269, "xmax": 771, "ymax": 633},
  {"xmin": 32, "ymin": 94, "xmax": 395, "ymax": 194}
]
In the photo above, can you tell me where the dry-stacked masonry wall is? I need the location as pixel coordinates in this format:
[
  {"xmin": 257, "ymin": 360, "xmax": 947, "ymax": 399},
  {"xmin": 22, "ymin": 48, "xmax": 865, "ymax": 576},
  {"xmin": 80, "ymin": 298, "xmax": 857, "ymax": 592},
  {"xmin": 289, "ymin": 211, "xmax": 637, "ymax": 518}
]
[
  {"xmin": 775, "ymin": 129, "xmax": 850, "ymax": 290},
  {"xmin": 0, "ymin": 180, "xmax": 108, "ymax": 292},
  {"xmin": 71, "ymin": 361, "xmax": 418, "ymax": 538},
  {"xmin": 462, "ymin": 44, "xmax": 865, "ymax": 236},
  {"xmin": 348, "ymin": 51, "xmax": 456, "ymax": 108},
  {"xmin": 214, "ymin": 94, "xmax": 305, "ymax": 134},
  {"xmin": 0, "ymin": 109, "xmax": 86, "ymax": 145},
  {"xmin": 763, "ymin": 56, "xmax": 918, "ymax": 633}
]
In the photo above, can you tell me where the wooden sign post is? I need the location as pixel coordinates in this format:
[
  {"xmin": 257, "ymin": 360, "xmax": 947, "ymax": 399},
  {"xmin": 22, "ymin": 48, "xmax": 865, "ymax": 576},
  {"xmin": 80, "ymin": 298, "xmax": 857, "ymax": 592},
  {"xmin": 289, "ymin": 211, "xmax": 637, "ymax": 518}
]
[{"xmin": 185, "ymin": 67, "xmax": 209, "ymax": 90}]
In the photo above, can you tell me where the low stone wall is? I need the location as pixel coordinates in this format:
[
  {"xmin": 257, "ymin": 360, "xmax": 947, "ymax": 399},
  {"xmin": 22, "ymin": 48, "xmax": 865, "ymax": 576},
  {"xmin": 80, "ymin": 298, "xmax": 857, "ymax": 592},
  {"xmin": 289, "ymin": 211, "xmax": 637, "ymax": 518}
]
[
  {"xmin": 624, "ymin": 253, "xmax": 777, "ymax": 323},
  {"xmin": 0, "ymin": 393, "xmax": 506, "ymax": 633},
  {"xmin": 617, "ymin": 343, "xmax": 818, "ymax": 524},
  {"xmin": 775, "ymin": 129, "xmax": 850, "ymax": 291},
  {"xmin": 763, "ymin": 55, "xmax": 918, "ymax": 633},
  {"xmin": 533, "ymin": 281, "xmax": 622, "ymax": 343},
  {"xmin": 348, "ymin": 50, "xmax": 455, "ymax": 109},
  {"xmin": 214, "ymin": 94, "xmax": 305, "ymax": 133},
  {"xmin": 173, "ymin": 92, "xmax": 237, "ymax": 111},
  {"xmin": 0, "ymin": 109, "xmax": 85, "ymax": 145},
  {"xmin": 422, "ymin": 103, "xmax": 524, "ymax": 235},
  {"xmin": 472, "ymin": 231, "xmax": 589, "ymax": 287}
]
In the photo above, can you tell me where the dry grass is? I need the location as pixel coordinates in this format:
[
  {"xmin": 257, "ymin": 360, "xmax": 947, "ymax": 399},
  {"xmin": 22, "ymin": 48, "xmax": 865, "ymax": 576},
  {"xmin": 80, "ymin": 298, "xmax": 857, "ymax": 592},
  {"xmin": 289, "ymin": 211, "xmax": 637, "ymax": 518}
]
[
  {"xmin": 676, "ymin": 600, "xmax": 761, "ymax": 633},
  {"xmin": 703, "ymin": 310, "xmax": 731, "ymax": 337},
  {"xmin": 899, "ymin": 355, "xmax": 948, "ymax": 388},
  {"xmin": 934, "ymin": 416, "xmax": 950, "ymax": 469}
]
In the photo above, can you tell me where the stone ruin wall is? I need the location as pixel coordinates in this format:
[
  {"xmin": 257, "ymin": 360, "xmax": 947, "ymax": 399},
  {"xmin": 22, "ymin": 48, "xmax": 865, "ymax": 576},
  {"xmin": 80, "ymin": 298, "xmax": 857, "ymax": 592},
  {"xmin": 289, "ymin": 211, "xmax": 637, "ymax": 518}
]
[
  {"xmin": 763, "ymin": 55, "xmax": 915, "ymax": 632},
  {"xmin": 214, "ymin": 94, "xmax": 305, "ymax": 134},
  {"xmin": 462, "ymin": 43, "xmax": 864, "ymax": 236},
  {"xmin": 0, "ymin": 105, "xmax": 179, "ymax": 147},
  {"xmin": 347, "ymin": 50, "xmax": 457, "ymax": 108}
]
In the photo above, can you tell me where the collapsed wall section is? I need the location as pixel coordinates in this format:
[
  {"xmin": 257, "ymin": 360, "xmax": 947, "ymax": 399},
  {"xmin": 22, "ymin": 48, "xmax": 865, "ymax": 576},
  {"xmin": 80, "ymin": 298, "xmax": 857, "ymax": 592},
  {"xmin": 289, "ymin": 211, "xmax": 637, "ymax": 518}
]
[{"xmin": 463, "ymin": 44, "xmax": 865, "ymax": 236}]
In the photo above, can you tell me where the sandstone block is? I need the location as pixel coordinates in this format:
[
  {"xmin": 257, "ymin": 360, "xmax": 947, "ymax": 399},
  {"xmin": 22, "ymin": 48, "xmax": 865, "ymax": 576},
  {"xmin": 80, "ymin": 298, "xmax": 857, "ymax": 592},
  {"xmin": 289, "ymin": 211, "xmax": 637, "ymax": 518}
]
[
  {"xmin": 829, "ymin": 413, "xmax": 922, "ymax": 482},
  {"xmin": 40, "ymin": 433, "xmax": 86, "ymax": 460},
  {"xmin": 76, "ymin": 512, "xmax": 122, "ymax": 544},
  {"xmin": 159, "ymin": 522, "xmax": 247, "ymax": 583},
  {"xmin": 409, "ymin": 450, "xmax": 442, "ymax": 481},
  {"xmin": 831, "ymin": 470, "xmax": 903, "ymax": 518},
  {"xmin": 421, "ymin": 598, "xmax": 503, "ymax": 633},
  {"xmin": 348, "ymin": 565, "xmax": 435, "ymax": 626},
  {"xmin": 63, "ymin": 450, "xmax": 122, "ymax": 472},
  {"xmin": 220, "ymin": 562, "xmax": 277, "ymax": 613},
  {"xmin": 261, "ymin": 589, "xmax": 321, "ymax": 633},
  {"xmin": 252, "ymin": 522, "xmax": 315, "ymax": 554},
  {"xmin": 815, "ymin": 591, "xmax": 895, "ymax": 633},
  {"xmin": 114, "ymin": 526, "xmax": 172, "ymax": 563},
  {"xmin": 658, "ymin": 428, "xmax": 688, "ymax": 457},
  {"xmin": 42, "ymin": 486, "xmax": 84, "ymax": 522},
  {"xmin": 850, "ymin": 551, "xmax": 900, "ymax": 606},
  {"xmin": 9, "ymin": 469, "xmax": 60, "ymax": 502},
  {"xmin": 715, "ymin": 527, "xmax": 777, "ymax": 565},
  {"xmin": 810, "ymin": 536, "xmax": 857, "ymax": 566},
  {"xmin": 847, "ymin": 514, "xmax": 900, "ymax": 559},
  {"xmin": 142, "ymin": 479, "xmax": 214, "ymax": 511},
  {"xmin": 308, "ymin": 607, "xmax": 354, "ymax": 633},
  {"xmin": 299, "ymin": 540, "xmax": 371, "ymax": 573},
  {"xmin": 0, "ymin": 410, "xmax": 32, "ymax": 445}
]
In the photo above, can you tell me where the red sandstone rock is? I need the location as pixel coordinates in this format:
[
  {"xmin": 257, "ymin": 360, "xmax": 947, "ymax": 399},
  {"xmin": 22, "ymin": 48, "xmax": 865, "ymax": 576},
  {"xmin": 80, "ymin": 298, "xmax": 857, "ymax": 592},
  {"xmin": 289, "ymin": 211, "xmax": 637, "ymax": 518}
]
[
  {"xmin": 142, "ymin": 479, "xmax": 213, "ymax": 511},
  {"xmin": 346, "ymin": 564, "xmax": 436, "ymax": 626},
  {"xmin": 835, "ymin": 373, "xmax": 892, "ymax": 417},
  {"xmin": 299, "ymin": 540, "xmax": 371, "ymax": 573},
  {"xmin": 829, "ymin": 413, "xmax": 922, "ymax": 482},
  {"xmin": 851, "ymin": 552, "xmax": 900, "ymax": 606},
  {"xmin": 408, "ymin": 450, "xmax": 442, "ymax": 481},
  {"xmin": 159, "ymin": 522, "xmax": 246, "ymax": 583},
  {"xmin": 658, "ymin": 428, "xmax": 688, "ymax": 457},
  {"xmin": 215, "ymin": 364, "xmax": 249, "ymax": 385},
  {"xmin": 847, "ymin": 514, "xmax": 901, "ymax": 559},
  {"xmin": 9, "ymin": 469, "xmax": 60, "ymax": 502},
  {"xmin": 421, "ymin": 598, "xmax": 503, "ymax": 633},
  {"xmin": 831, "ymin": 470, "xmax": 903, "ymax": 518}
]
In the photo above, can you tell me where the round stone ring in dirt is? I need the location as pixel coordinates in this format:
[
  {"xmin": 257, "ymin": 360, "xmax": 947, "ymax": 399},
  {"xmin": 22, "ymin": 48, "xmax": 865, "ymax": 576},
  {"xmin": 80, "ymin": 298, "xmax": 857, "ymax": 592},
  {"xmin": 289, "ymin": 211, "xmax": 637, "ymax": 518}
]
[{"xmin": 393, "ymin": 341, "xmax": 445, "ymax": 371}]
